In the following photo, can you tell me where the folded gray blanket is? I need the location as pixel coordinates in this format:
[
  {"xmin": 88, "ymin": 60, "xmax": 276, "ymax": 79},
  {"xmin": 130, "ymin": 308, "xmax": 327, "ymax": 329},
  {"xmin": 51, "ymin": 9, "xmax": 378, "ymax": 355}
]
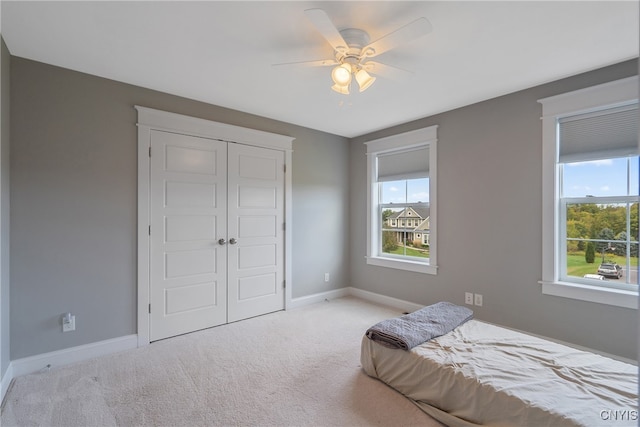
[{"xmin": 365, "ymin": 301, "xmax": 473, "ymax": 350}]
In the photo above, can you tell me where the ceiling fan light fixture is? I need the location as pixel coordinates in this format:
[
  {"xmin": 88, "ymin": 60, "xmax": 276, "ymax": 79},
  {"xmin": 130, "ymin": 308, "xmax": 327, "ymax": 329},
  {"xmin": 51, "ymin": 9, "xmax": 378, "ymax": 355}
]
[
  {"xmin": 331, "ymin": 63, "xmax": 352, "ymax": 85},
  {"xmin": 355, "ymin": 69, "xmax": 376, "ymax": 92},
  {"xmin": 331, "ymin": 83, "xmax": 350, "ymax": 95},
  {"xmin": 292, "ymin": 9, "xmax": 432, "ymax": 97}
]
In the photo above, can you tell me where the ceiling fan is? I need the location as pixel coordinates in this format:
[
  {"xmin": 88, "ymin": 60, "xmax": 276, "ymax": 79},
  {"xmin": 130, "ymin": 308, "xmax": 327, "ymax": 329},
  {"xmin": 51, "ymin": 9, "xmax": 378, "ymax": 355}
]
[{"xmin": 274, "ymin": 9, "xmax": 432, "ymax": 95}]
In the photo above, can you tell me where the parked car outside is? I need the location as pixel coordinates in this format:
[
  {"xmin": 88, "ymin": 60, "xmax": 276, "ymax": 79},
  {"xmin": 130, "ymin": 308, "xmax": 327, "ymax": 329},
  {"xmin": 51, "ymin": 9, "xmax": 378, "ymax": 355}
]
[{"xmin": 597, "ymin": 263, "xmax": 623, "ymax": 279}]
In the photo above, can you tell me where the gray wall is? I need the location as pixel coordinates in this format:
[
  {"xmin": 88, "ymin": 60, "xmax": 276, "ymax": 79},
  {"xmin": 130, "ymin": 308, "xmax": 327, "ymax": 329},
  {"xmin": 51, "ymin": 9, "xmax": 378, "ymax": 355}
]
[
  {"xmin": 350, "ymin": 59, "xmax": 638, "ymax": 360},
  {"xmin": 292, "ymin": 128, "xmax": 350, "ymax": 298},
  {"xmin": 7, "ymin": 53, "xmax": 638, "ymax": 361},
  {"xmin": 1, "ymin": 37, "xmax": 10, "ymax": 376},
  {"xmin": 10, "ymin": 57, "xmax": 349, "ymax": 359}
]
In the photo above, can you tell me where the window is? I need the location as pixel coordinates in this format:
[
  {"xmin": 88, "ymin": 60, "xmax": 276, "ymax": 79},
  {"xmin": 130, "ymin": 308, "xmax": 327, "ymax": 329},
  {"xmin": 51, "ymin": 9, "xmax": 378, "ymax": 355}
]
[
  {"xmin": 539, "ymin": 77, "xmax": 638, "ymax": 308},
  {"xmin": 365, "ymin": 126, "xmax": 438, "ymax": 274}
]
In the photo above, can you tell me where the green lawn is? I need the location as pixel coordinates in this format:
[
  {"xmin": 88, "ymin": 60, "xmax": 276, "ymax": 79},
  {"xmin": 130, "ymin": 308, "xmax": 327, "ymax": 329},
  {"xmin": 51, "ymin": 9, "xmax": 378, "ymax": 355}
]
[
  {"xmin": 567, "ymin": 252, "xmax": 637, "ymax": 277},
  {"xmin": 386, "ymin": 245, "xmax": 429, "ymax": 258},
  {"xmin": 383, "ymin": 247, "xmax": 635, "ymax": 272}
]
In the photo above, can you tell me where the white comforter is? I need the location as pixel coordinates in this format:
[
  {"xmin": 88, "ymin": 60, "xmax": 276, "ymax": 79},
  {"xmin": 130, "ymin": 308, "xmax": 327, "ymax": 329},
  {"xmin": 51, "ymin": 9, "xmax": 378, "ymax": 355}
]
[{"xmin": 361, "ymin": 320, "xmax": 638, "ymax": 427}]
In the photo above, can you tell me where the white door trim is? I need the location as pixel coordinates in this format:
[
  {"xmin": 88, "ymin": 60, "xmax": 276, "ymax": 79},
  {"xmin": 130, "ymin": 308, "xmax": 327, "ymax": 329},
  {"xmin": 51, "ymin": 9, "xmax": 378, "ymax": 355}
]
[{"xmin": 136, "ymin": 106, "xmax": 294, "ymax": 347}]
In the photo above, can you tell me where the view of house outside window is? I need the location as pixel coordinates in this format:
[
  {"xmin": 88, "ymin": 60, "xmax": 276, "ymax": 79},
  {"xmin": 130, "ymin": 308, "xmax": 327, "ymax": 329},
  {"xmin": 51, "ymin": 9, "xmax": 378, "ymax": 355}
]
[
  {"xmin": 379, "ymin": 178, "xmax": 430, "ymax": 260},
  {"xmin": 365, "ymin": 125, "xmax": 437, "ymax": 274},
  {"xmin": 561, "ymin": 156, "xmax": 639, "ymax": 288}
]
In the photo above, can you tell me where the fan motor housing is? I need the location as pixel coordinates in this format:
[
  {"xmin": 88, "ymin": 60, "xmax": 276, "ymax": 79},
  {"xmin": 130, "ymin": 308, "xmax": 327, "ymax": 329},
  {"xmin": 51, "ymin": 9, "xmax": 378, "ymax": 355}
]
[{"xmin": 336, "ymin": 28, "xmax": 374, "ymax": 60}]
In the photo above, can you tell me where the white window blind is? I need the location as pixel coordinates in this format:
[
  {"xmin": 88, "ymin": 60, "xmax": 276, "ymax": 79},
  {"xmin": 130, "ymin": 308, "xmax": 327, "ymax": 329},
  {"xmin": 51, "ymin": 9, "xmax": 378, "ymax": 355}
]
[
  {"xmin": 377, "ymin": 146, "xmax": 429, "ymax": 182},
  {"xmin": 558, "ymin": 103, "xmax": 638, "ymax": 163}
]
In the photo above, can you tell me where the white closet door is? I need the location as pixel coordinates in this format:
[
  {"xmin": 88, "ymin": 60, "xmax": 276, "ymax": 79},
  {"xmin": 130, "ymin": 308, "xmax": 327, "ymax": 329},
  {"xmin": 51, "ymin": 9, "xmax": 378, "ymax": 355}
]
[
  {"xmin": 227, "ymin": 143, "xmax": 285, "ymax": 322},
  {"xmin": 150, "ymin": 130, "xmax": 227, "ymax": 341}
]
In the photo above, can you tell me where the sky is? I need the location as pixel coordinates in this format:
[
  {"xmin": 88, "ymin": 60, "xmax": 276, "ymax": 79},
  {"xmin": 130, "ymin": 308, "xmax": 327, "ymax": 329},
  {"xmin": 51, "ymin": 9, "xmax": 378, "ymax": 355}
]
[
  {"xmin": 379, "ymin": 156, "xmax": 638, "ymax": 204},
  {"xmin": 562, "ymin": 157, "xmax": 639, "ymax": 198},
  {"xmin": 381, "ymin": 178, "xmax": 429, "ymax": 204}
]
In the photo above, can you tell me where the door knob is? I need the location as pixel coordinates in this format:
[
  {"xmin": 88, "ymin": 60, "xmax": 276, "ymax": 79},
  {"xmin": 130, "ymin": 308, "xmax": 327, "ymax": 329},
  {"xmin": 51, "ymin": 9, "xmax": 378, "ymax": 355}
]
[
  {"xmin": 218, "ymin": 238, "xmax": 227, "ymax": 245},
  {"xmin": 229, "ymin": 238, "xmax": 238, "ymax": 245}
]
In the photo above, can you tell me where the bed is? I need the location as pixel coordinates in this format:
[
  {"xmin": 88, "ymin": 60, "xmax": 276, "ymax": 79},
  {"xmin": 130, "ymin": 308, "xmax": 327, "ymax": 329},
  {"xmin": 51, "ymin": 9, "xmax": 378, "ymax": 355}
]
[{"xmin": 361, "ymin": 318, "xmax": 638, "ymax": 427}]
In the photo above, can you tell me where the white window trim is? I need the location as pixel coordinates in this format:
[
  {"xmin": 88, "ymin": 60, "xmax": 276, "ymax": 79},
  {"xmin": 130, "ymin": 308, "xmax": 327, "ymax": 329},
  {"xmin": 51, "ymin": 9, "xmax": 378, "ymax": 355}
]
[
  {"xmin": 365, "ymin": 125, "xmax": 438, "ymax": 275},
  {"xmin": 538, "ymin": 76, "xmax": 639, "ymax": 309}
]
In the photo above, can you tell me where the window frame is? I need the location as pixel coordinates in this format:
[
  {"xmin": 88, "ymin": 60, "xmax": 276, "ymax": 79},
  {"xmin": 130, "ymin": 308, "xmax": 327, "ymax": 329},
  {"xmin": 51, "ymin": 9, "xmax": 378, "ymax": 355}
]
[
  {"xmin": 365, "ymin": 126, "xmax": 438, "ymax": 274},
  {"xmin": 538, "ymin": 76, "xmax": 638, "ymax": 309}
]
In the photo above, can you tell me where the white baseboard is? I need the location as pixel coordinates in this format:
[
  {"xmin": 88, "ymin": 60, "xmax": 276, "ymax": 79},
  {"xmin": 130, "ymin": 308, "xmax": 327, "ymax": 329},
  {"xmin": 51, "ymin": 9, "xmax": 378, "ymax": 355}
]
[
  {"xmin": 288, "ymin": 286, "xmax": 425, "ymax": 313},
  {"xmin": 2, "ymin": 287, "xmax": 634, "ymax": 408},
  {"xmin": 10, "ymin": 334, "xmax": 138, "ymax": 379},
  {"xmin": 347, "ymin": 287, "xmax": 424, "ymax": 313},
  {"xmin": 1, "ymin": 362, "xmax": 14, "ymax": 404},
  {"xmin": 346, "ymin": 288, "xmax": 637, "ymax": 364},
  {"xmin": 288, "ymin": 287, "xmax": 351, "ymax": 309},
  {"xmin": 4, "ymin": 288, "xmax": 356, "ymax": 395}
]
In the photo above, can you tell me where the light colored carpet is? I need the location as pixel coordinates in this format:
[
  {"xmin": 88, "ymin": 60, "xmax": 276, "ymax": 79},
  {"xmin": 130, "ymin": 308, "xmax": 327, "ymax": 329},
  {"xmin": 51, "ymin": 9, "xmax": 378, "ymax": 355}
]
[{"xmin": 1, "ymin": 297, "xmax": 444, "ymax": 426}]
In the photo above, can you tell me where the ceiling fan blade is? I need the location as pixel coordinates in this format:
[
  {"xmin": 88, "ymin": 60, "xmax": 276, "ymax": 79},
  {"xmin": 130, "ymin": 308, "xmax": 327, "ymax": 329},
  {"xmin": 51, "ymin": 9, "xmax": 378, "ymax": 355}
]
[
  {"xmin": 362, "ymin": 61, "xmax": 413, "ymax": 81},
  {"xmin": 304, "ymin": 9, "xmax": 349, "ymax": 54},
  {"xmin": 272, "ymin": 59, "xmax": 338, "ymax": 68},
  {"xmin": 362, "ymin": 17, "xmax": 432, "ymax": 58}
]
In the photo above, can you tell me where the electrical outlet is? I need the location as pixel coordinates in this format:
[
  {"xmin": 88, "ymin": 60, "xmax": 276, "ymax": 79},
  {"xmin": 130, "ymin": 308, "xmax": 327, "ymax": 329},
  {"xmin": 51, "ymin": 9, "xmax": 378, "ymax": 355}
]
[
  {"xmin": 324, "ymin": 273, "xmax": 330, "ymax": 282},
  {"xmin": 474, "ymin": 294, "xmax": 483, "ymax": 307},
  {"xmin": 464, "ymin": 292, "xmax": 474, "ymax": 305},
  {"xmin": 62, "ymin": 313, "xmax": 76, "ymax": 332}
]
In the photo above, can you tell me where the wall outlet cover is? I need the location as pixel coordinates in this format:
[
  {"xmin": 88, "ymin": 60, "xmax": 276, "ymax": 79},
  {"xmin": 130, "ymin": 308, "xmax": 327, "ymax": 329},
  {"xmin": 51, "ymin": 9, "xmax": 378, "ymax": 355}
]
[
  {"xmin": 474, "ymin": 294, "xmax": 483, "ymax": 307},
  {"xmin": 63, "ymin": 315, "xmax": 76, "ymax": 332},
  {"xmin": 465, "ymin": 292, "xmax": 474, "ymax": 305}
]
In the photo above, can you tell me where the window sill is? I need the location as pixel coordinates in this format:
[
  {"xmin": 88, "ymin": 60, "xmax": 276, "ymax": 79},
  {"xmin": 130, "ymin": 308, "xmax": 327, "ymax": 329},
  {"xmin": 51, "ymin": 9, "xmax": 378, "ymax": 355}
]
[
  {"xmin": 540, "ymin": 280, "xmax": 637, "ymax": 309},
  {"xmin": 366, "ymin": 256, "xmax": 438, "ymax": 275}
]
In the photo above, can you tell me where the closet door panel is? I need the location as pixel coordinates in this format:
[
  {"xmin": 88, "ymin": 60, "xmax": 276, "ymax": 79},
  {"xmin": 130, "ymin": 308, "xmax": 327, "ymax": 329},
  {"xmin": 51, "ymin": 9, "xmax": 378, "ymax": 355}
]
[
  {"xmin": 149, "ymin": 130, "xmax": 227, "ymax": 341},
  {"xmin": 227, "ymin": 144, "xmax": 285, "ymax": 322}
]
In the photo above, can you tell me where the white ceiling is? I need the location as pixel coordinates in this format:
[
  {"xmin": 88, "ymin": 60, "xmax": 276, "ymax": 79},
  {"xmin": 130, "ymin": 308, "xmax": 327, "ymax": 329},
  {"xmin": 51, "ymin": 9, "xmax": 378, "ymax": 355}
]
[{"xmin": 2, "ymin": 1, "xmax": 638, "ymax": 138}]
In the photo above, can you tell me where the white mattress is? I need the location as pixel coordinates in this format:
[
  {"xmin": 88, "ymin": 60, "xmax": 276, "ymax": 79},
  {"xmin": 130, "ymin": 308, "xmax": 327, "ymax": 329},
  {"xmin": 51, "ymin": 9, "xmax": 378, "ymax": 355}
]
[{"xmin": 361, "ymin": 320, "xmax": 638, "ymax": 427}]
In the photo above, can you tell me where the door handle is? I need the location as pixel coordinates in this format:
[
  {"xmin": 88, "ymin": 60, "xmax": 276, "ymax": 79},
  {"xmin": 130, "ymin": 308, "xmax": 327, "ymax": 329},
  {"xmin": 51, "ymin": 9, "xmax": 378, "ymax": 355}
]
[
  {"xmin": 218, "ymin": 238, "xmax": 227, "ymax": 245},
  {"xmin": 229, "ymin": 238, "xmax": 238, "ymax": 245}
]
